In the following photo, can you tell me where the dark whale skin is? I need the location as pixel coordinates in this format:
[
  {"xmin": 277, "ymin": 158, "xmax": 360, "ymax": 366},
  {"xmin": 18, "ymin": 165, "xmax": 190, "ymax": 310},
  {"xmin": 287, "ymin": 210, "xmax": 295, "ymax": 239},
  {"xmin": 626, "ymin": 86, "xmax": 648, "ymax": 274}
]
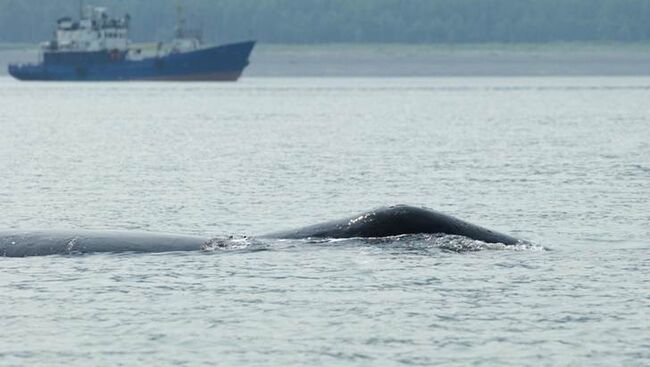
[
  {"xmin": 263, "ymin": 205, "xmax": 520, "ymax": 245},
  {"xmin": 1, "ymin": 205, "xmax": 522, "ymax": 257},
  {"xmin": 0, "ymin": 230, "xmax": 209, "ymax": 258}
]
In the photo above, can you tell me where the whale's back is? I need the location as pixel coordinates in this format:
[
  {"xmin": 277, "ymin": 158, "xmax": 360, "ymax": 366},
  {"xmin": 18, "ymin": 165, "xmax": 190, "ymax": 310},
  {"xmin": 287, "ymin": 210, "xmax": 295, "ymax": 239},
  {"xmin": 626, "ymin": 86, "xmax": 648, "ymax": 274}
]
[
  {"xmin": 264, "ymin": 205, "xmax": 520, "ymax": 245},
  {"xmin": 0, "ymin": 230, "xmax": 208, "ymax": 257}
]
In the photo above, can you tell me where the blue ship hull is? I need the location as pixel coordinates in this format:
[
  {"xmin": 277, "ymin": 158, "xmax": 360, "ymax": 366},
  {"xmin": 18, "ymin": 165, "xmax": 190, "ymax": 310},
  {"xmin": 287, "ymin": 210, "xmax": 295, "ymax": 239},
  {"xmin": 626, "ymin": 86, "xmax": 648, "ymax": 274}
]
[{"xmin": 8, "ymin": 41, "xmax": 255, "ymax": 81}]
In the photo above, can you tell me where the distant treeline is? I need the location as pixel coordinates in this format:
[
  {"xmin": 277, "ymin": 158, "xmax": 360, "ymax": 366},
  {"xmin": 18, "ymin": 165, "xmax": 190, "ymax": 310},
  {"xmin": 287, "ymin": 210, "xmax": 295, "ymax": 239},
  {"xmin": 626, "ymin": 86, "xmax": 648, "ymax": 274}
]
[{"xmin": 1, "ymin": 0, "xmax": 649, "ymax": 44}]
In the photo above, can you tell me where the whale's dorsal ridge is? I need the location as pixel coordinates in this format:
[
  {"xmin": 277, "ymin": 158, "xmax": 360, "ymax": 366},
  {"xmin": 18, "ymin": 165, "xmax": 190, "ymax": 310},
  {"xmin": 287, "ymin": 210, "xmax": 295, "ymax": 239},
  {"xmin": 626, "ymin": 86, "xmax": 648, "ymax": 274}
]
[
  {"xmin": 263, "ymin": 205, "xmax": 520, "ymax": 245},
  {"xmin": 1, "ymin": 206, "xmax": 524, "ymax": 257}
]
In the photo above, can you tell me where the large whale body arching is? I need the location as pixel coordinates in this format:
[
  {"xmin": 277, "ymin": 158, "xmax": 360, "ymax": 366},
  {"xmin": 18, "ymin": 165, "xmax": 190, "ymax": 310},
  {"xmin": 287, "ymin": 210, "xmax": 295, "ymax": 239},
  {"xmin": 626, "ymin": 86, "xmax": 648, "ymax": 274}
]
[
  {"xmin": 0, "ymin": 205, "xmax": 521, "ymax": 257},
  {"xmin": 262, "ymin": 205, "xmax": 520, "ymax": 245}
]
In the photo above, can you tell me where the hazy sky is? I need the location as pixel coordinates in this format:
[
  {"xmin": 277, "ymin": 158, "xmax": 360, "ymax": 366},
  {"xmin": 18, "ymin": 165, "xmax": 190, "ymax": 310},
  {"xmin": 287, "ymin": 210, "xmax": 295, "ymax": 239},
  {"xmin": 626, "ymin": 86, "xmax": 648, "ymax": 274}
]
[{"xmin": 1, "ymin": 0, "xmax": 649, "ymax": 44}]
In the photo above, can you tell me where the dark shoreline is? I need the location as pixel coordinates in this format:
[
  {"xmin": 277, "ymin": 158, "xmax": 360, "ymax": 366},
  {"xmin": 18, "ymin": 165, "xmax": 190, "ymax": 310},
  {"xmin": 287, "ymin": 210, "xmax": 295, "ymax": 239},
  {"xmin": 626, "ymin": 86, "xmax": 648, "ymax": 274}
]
[{"xmin": 2, "ymin": 43, "xmax": 650, "ymax": 77}]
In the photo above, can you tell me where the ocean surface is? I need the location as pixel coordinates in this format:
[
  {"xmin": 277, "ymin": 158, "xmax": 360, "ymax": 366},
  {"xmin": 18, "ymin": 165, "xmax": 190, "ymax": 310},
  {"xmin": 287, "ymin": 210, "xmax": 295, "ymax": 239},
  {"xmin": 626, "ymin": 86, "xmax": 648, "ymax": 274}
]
[{"xmin": 0, "ymin": 76, "xmax": 648, "ymax": 366}]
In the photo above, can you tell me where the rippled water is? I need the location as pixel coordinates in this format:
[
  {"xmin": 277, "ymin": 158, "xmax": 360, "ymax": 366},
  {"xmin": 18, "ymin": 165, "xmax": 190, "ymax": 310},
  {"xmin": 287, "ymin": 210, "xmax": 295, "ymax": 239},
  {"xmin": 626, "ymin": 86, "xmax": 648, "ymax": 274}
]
[{"xmin": 0, "ymin": 77, "xmax": 649, "ymax": 365}]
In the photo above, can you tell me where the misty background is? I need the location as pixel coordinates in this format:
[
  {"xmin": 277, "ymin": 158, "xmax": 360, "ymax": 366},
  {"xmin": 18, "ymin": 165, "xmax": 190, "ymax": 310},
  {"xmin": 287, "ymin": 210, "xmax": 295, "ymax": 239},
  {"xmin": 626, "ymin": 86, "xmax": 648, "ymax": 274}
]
[
  {"xmin": 2, "ymin": 0, "xmax": 650, "ymax": 77},
  {"xmin": 1, "ymin": 0, "xmax": 650, "ymax": 44}
]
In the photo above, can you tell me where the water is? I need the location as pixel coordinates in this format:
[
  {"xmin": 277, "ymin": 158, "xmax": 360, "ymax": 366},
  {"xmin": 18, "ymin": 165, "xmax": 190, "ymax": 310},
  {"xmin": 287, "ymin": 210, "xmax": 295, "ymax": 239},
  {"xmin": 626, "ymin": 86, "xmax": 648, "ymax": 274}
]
[{"xmin": 0, "ymin": 77, "xmax": 648, "ymax": 366}]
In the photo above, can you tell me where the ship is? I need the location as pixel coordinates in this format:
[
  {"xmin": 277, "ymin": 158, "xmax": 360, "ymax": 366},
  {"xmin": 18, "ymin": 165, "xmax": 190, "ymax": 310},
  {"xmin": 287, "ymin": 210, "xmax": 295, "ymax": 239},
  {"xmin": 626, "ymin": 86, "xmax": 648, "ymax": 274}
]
[{"xmin": 8, "ymin": 5, "xmax": 255, "ymax": 81}]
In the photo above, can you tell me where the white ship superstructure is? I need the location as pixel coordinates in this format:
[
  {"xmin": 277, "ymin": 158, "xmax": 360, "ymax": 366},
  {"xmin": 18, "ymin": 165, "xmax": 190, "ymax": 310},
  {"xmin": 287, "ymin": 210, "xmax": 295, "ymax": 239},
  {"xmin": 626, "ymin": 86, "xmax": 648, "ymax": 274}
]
[{"xmin": 47, "ymin": 6, "xmax": 130, "ymax": 53}]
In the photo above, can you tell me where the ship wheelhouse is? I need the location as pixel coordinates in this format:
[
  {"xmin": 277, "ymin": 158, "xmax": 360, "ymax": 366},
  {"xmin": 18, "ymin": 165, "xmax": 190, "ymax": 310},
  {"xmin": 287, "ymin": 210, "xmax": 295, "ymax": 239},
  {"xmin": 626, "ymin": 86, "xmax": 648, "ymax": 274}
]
[{"xmin": 43, "ymin": 5, "xmax": 131, "ymax": 65}]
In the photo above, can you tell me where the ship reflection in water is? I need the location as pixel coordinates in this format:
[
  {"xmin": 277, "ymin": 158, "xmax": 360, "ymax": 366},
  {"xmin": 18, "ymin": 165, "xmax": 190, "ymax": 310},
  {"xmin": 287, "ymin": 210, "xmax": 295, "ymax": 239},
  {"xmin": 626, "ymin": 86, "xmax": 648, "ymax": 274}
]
[{"xmin": 8, "ymin": 5, "xmax": 255, "ymax": 81}]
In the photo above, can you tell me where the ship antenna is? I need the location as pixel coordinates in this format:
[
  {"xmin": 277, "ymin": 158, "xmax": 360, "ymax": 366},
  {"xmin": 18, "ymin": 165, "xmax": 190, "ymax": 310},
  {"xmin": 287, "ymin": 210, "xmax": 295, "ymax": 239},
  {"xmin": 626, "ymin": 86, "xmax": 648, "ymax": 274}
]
[
  {"xmin": 176, "ymin": 0, "xmax": 185, "ymax": 38},
  {"xmin": 79, "ymin": 0, "xmax": 84, "ymax": 19}
]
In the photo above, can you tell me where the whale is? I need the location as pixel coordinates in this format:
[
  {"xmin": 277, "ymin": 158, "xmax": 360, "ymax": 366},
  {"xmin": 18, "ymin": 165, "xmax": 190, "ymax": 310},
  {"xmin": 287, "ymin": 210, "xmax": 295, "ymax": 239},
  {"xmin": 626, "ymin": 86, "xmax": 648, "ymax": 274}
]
[
  {"xmin": 0, "ymin": 230, "xmax": 210, "ymax": 258},
  {"xmin": 0, "ymin": 205, "xmax": 522, "ymax": 257},
  {"xmin": 262, "ymin": 205, "xmax": 520, "ymax": 244}
]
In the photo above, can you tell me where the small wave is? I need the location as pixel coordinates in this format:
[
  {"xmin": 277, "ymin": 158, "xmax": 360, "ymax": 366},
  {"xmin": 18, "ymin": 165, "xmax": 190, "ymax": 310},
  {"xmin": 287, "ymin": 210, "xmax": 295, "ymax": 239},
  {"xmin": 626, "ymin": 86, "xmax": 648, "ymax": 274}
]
[
  {"xmin": 632, "ymin": 164, "xmax": 650, "ymax": 174},
  {"xmin": 176, "ymin": 234, "xmax": 546, "ymax": 255},
  {"xmin": 432, "ymin": 235, "xmax": 546, "ymax": 252},
  {"xmin": 286, "ymin": 234, "xmax": 547, "ymax": 253},
  {"xmin": 201, "ymin": 236, "xmax": 270, "ymax": 252}
]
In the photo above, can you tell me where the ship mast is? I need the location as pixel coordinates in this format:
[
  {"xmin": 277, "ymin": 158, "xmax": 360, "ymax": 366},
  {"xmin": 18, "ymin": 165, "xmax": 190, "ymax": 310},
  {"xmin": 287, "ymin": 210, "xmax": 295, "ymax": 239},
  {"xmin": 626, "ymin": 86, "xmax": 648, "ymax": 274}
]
[
  {"xmin": 175, "ymin": 0, "xmax": 186, "ymax": 38},
  {"xmin": 170, "ymin": 0, "xmax": 202, "ymax": 52}
]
